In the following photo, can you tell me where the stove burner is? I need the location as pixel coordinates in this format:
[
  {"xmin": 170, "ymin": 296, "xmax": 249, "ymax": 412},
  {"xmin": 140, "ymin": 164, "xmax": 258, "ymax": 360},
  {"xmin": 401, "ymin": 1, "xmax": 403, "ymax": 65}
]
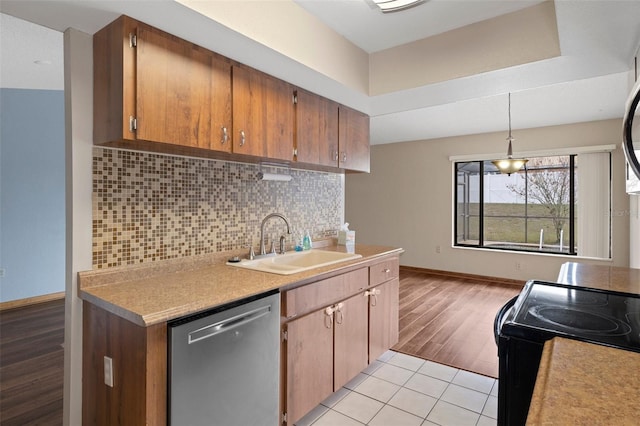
[
  {"xmin": 528, "ymin": 305, "xmax": 632, "ymax": 336},
  {"xmin": 564, "ymin": 293, "xmax": 607, "ymax": 306}
]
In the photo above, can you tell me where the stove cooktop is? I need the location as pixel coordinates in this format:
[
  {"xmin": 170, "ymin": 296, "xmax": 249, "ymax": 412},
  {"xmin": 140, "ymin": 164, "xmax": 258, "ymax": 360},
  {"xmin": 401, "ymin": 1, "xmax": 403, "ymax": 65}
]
[{"xmin": 501, "ymin": 281, "xmax": 640, "ymax": 352}]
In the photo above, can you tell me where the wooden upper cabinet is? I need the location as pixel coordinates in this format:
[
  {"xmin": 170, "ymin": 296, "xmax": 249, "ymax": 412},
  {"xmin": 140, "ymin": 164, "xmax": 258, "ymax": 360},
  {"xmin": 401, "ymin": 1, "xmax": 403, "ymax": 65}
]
[
  {"xmin": 338, "ymin": 105, "xmax": 370, "ymax": 172},
  {"xmin": 94, "ymin": 15, "xmax": 369, "ymax": 171},
  {"xmin": 232, "ymin": 64, "xmax": 294, "ymax": 161},
  {"xmin": 93, "ymin": 16, "xmax": 232, "ymax": 153},
  {"xmin": 294, "ymin": 88, "xmax": 339, "ymax": 167}
]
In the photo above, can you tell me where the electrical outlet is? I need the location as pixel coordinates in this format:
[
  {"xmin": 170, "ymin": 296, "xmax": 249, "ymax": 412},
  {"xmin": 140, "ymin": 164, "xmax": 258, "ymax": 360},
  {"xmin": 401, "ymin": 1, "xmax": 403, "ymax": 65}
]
[
  {"xmin": 435, "ymin": 245, "xmax": 441, "ymax": 254},
  {"xmin": 515, "ymin": 262, "xmax": 521, "ymax": 270},
  {"xmin": 104, "ymin": 356, "xmax": 114, "ymax": 387},
  {"xmin": 0, "ymin": 268, "xmax": 5, "ymax": 278}
]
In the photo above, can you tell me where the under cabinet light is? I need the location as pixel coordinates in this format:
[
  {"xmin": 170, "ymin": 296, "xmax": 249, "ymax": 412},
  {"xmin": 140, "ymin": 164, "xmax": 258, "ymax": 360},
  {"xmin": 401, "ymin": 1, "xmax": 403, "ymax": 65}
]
[{"xmin": 257, "ymin": 172, "xmax": 292, "ymax": 182}]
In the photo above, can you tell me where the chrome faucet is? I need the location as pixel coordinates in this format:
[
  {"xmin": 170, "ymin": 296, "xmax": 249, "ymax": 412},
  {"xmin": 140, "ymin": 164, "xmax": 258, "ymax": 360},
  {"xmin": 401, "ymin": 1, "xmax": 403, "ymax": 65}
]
[{"xmin": 259, "ymin": 213, "xmax": 292, "ymax": 257}]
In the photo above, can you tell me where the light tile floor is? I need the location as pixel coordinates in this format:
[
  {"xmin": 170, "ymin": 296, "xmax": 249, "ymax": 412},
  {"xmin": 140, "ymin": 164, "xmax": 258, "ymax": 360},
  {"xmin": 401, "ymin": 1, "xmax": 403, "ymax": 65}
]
[{"xmin": 295, "ymin": 351, "xmax": 498, "ymax": 426}]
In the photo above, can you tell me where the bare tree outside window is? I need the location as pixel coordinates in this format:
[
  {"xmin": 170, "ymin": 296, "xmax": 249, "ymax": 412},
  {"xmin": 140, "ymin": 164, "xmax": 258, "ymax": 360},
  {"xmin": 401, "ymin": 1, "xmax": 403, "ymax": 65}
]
[{"xmin": 505, "ymin": 157, "xmax": 571, "ymax": 244}]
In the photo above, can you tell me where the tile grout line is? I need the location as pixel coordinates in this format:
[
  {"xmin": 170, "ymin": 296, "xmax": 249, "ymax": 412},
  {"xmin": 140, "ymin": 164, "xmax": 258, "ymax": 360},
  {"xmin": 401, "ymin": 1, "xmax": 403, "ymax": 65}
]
[{"xmin": 303, "ymin": 351, "xmax": 498, "ymax": 426}]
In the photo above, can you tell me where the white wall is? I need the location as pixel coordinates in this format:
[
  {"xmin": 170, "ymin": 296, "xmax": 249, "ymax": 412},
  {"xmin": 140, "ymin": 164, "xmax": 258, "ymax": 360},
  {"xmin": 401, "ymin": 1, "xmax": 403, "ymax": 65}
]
[
  {"xmin": 346, "ymin": 119, "xmax": 630, "ymax": 282},
  {"xmin": 63, "ymin": 28, "xmax": 93, "ymax": 426}
]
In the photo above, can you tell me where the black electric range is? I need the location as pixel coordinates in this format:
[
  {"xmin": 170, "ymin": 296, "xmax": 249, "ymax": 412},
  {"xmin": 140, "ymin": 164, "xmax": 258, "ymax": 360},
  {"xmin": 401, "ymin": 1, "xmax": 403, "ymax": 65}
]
[{"xmin": 495, "ymin": 280, "xmax": 640, "ymax": 425}]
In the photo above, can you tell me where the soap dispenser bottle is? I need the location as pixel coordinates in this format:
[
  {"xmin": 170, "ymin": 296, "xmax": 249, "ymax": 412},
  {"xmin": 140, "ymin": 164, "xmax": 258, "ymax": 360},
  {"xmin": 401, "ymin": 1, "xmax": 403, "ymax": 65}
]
[{"xmin": 303, "ymin": 230, "xmax": 312, "ymax": 250}]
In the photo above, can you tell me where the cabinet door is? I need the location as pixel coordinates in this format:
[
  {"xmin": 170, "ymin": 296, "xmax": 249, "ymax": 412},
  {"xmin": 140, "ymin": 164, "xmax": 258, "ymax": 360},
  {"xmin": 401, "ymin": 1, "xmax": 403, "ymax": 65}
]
[
  {"xmin": 334, "ymin": 293, "xmax": 369, "ymax": 390},
  {"xmin": 286, "ymin": 308, "xmax": 334, "ymax": 425},
  {"xmin": 295, "ymin": 89, "xmax": 339, "ymax": 167},
  {"xmin": 232, "ymin": 65, "xmax": 294, "ymax": 161},
  {"xmin": 338, "ymin": 105, "xmax": 370, "ymax": 172},
  {"xmin": 136, "ymin": 25, "xmax": 231, "ymax": 151},
  {"xmin": 209, "ymin": 56, "xmax": 233, "ymax": 152},
  {"xmin": 369, "ymin": 279, "xmax": 400, "ymax": 362}
]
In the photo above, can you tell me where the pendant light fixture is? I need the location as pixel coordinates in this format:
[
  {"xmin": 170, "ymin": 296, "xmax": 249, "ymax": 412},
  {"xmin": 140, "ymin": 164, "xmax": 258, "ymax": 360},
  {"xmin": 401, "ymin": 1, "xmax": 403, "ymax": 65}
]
[
  {"xmin": 371, "ymin": 0, "xmax": 426, "ymax": 13},
  {"xmin": 492, "ymin": 93, "xmax": 528, "ymax": 175}
]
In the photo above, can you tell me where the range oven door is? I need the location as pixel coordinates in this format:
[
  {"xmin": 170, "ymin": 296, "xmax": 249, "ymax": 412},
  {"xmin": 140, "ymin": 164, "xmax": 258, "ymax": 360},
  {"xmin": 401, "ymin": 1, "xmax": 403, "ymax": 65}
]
[
  {"xmin": 496, "ymin": 334, "xmax": 544, "ymax": 426},
  {"xmin": 495, "ymin": 294, "xmax": 544, "ymax": 426}
]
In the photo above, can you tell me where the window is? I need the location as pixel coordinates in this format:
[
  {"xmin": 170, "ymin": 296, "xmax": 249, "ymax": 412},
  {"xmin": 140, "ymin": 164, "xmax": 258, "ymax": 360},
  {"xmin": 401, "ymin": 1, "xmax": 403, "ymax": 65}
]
[{"xmin": 455, "ymin": 152, "xmax": 611, "ymax": 258}]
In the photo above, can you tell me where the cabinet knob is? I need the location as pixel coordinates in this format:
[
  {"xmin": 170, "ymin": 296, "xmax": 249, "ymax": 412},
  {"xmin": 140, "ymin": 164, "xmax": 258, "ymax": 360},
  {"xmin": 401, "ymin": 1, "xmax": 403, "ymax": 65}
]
[
  {"xmin": 240, "ymin": 130, "xmax": 246, "ymax": 146},
  {"xmin": 221, "ymin": 127, "xmax": 228, "ymax": 144},
  {"xmin": 383, "ymin": 268, "xmax": 390, "ymax": 274}
]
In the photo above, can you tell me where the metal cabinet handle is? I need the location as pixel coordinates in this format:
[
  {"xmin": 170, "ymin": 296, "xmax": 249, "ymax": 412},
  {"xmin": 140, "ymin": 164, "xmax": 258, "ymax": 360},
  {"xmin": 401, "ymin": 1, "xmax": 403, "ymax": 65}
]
[
  {"xmin": 187, "ymin": 305, "xmax": 271, "ymax": 344},
  {"xmin": 341, "ymin": 152, "xmax": 347, "ymax": 162},
  {"xmin": 333, "ymin": 151, "xmax": 339, "ymax": 161},
  {"xmin": 335, "ymin": 302, "xmax": 344, "ymax": 325},
  {"xmin": 324, "ymin": 306, "xmax": 334, "ymax": 328},
  {"xmin": 366, "ymin": 288, "xmax": 381, "ymax": 306},
  {"xmin": 240, "ymin": 130, "xmax": 246, "ymax": 146},
  {"xmin": 221, "ymin": 127, "xmax": 228, "ymax": 144}
]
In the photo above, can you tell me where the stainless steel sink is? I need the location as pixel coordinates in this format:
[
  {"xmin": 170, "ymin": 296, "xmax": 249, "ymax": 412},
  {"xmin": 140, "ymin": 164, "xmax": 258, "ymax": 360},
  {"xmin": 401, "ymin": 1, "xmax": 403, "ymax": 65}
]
[{"xmin": 227, "ymin": 249, "xmax": 362, "ymax": 275}]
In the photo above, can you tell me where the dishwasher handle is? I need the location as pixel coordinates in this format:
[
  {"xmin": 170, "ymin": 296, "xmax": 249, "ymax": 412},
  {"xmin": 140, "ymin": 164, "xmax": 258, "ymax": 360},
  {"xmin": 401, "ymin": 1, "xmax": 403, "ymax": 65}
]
[{"xmin": 188, "ymin": 305, "xmax": 272, "ymax": 344}]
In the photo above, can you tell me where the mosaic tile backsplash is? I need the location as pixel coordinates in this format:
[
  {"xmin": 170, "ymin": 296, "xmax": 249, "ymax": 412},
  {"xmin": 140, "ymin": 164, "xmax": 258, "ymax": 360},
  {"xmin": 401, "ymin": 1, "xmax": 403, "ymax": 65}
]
[{"xmin": 93, "ymin": 148, "xmax": 344, "ymax": 269}]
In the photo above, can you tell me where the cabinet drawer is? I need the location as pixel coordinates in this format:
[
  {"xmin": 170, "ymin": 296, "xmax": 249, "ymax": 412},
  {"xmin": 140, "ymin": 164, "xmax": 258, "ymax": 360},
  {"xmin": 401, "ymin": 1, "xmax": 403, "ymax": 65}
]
[
  {"xmin": 283, "ymin": 268, "xmax": 368, "ymax": 318},
  {"xmin": 369, "ymin": 257, "xmax": 399, "ymax": 287}
]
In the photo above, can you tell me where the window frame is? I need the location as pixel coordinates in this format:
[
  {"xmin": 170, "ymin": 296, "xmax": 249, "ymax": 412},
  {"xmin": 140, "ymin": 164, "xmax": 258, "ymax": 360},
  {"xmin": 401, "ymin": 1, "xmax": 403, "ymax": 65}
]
[{"xmin": 454, "ymin": 155, "xmax": 581, "ymax": 256}]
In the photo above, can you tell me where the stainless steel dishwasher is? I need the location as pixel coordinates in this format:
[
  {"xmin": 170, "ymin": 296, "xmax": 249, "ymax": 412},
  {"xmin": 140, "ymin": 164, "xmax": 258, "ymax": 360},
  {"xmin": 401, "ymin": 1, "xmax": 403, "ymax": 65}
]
[{"xmin": 168, "ymin": 290, "xmax": 280, "ymax": 426}]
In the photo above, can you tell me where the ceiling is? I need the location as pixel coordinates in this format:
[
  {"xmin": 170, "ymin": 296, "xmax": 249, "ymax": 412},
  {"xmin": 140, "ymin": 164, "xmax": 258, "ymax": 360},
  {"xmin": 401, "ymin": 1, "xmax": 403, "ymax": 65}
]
[
  {"xmin": 294, "ymin": 0, "xmax": 545, "ymax": 54},
  {"xmin": 1, "ymin": 0, "xmax": 639, "ymax": 146}
]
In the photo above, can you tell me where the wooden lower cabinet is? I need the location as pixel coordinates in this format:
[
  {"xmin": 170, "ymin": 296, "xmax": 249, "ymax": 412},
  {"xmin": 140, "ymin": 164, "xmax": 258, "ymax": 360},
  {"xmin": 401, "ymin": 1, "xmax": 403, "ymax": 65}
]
[
  {"xmin": 333, "ymin": 293, "xmax": 369, "ymax": 390},
  {"xmin": 284, "ymin": 307, "xmax": 334, "ymax": 425},
  {"xmin": 283, "ymin": 293, "xmax": 368, "ymax": 425},
  {"xmin": 282, "ymin": 258, "xmax": 399, "ymax": 425},
  {"xmin": 368, "ymin": 278, "xmax": 400, "ymax": 362}
]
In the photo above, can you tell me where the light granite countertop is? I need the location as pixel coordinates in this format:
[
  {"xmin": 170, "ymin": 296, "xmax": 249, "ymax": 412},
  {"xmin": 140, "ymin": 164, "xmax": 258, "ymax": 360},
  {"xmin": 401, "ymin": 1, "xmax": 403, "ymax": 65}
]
[
  {"xmin": 78, "ymin": 242, "xmax": 403, "ymax": 327},
  {"xmin": 527, "ymin": 337, "xmax": 640, "ymax": 425},
  {"xmin": 557, "ymin": 262, "xmax": 640, "ymax": 295}
]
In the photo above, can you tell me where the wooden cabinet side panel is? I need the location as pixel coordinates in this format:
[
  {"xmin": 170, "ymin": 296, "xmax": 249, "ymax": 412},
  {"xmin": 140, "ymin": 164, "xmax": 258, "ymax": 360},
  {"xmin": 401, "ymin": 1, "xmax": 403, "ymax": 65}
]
[
  {"xmin": 136, "ymin": 25, "xmax": 214, "ymax": 149},
  {"xmin": 334, "ymin": 293, "xmax": 369, "ymax": 390},
  {"xmin": 82, "ymin": 302, "xmax": 109, "ymax": 425},
  {"xmin": 369, "ymin": 278, "xmax": 400, "ymax": 362},
  {"xmin": 286, "ymin": 310, "xmax": 334, "ymax": 425},
  {"xmin": 145, "ymin": 323, "xmax": 168, "ymax": 426},
  {"xmin": 82, "ymin": 302, "xmax": 167, "ymax": 426},
  {"xmin": 93, "ymin": 16, "xmax": 136, "ymax": 144},
  {"xmin": 108, "ymin": 310, "xmax": 148, "ymax": 424}
]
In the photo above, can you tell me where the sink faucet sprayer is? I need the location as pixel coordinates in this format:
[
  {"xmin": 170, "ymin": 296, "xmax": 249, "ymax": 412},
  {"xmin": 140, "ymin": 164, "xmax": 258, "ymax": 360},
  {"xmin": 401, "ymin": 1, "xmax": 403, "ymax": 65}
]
[{"xmin": 259, "ymin": 213, "xmax": 292, "ymax": 257}]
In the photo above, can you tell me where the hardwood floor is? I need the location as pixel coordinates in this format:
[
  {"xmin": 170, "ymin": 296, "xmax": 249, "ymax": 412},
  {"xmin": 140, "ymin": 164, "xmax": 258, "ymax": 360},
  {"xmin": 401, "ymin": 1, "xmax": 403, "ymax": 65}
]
[
  {"xmin": 0, "ymin": 299, "xmax": 64, "ymax": 426},
  {"xmin": 393, "ymin": 268, "xmax": 522, "ymax": 378}
]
